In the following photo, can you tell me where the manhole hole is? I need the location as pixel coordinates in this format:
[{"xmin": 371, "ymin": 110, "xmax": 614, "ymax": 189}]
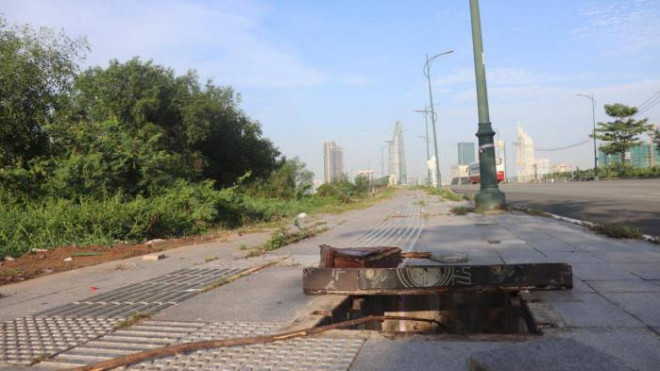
[{"xmin": 318, "ymin": 292, "xmax": 538, "ymax": 336}]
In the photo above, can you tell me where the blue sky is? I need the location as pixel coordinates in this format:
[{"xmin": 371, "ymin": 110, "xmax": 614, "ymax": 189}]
[{"xmin": 3, "ymin": 0, "xmax": 660, "ymax": 182}]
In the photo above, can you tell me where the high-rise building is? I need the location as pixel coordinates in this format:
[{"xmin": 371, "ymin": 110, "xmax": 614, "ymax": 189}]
[
  {"xmin": 388, "ymin": 121, "xmax": 407, "ymax": 185},
  {"xmin": 514, "ymin": 124, "xmax": 536, "ymax": 182},
  {"xmin": 598, "ymin": 143, "xmax": 660, "ymax": 169},
  {"xmin": 457, "ymin": 142, "xmax": 476, "ymax": 165},
  {"xmin": 323, "ymin": 141, "xmax": 344, "ymax": 183}
]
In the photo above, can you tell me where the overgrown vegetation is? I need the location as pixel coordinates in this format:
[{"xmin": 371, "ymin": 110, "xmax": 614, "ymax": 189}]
[
  {"xmin": 0, "ymin": 19, "xmax": 390, "ymax": 259},
  {"xmin": 589, "ymin": 222, "xmax": 643, "ymax": 239},
  {"xmin": 419, "ymin": 186, "xmax": 464, "ymax": 201},
  {"xmin": 114, "ymin": 311, "xmax": 154, "ymax": 329},
  {"xmin": 450, "ymin": 206, "xmax": 474, "ymax": 215},
  {"xmin": 248, "ymin": 224, "xmax": 329, "ymax": 257}
]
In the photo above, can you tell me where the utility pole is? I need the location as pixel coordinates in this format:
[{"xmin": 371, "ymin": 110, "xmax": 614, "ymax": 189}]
[
  {"xmin": 424, "ymin": 50, "xmax": 453, "ymax": 188},
  {"xmin": 469, "ymin": 0, "xmax": 506, "ymax": 210},
  {"xmin": 577, "ymin": 93, "xmax": 599, "ymax": 180}
]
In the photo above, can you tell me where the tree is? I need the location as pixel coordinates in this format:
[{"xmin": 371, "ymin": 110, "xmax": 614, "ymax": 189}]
[
  {"xmin": 251, "ymin": 157, "xmax": 314, "ymax": 199},
  {"xmin": 592, "ymin": 103, "xmax": 653, "ymax": 167},
  {"xmin": 0, "ymin": 18, "xmax": 88, "ymax": 167},
  {"xmin": 63, "ymin": 58, "xmax": 280, "ymax": 188}
]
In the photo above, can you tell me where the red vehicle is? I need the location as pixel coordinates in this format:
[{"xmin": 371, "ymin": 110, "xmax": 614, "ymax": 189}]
[{"xmin": 468, "ymin": 160, "xmax": 504, "ymax": 184}]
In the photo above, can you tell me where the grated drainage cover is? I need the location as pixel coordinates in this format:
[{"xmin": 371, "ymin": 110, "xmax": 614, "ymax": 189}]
[{"xmin": 0, "ymin": 316, "xmax": 121, "ymax": 365}]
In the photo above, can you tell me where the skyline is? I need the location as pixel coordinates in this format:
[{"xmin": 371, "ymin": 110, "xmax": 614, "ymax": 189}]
[{"xmin": 3, "ymin": 0, "xmax": 659, "ymax": 182}]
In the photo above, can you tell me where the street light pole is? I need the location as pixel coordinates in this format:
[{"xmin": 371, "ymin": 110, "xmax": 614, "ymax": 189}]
[
  {"xmin": 424, "ymin": 50, "xmax": 453, "ymax": 188},
  {"xmin": 469, "ymin": 0, "xmax": 505, "ymax": 210},
  {"xmin": 577, "ymin": 93, "xmax": 599, "ymax": 181},
  {"xmin": 413, "ymin": 108, "xmax": 433, "ymax": 185}
]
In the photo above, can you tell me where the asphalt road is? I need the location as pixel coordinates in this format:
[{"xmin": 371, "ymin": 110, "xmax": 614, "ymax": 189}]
[{"xmin": 451, "ymin": 179, "xmax": 660, "ymax": 236}]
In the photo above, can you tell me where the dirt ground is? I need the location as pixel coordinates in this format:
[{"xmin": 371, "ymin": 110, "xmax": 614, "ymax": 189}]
[{"xmin": 0, "ymin": 231, "xmax": 239, "ymax": 285}]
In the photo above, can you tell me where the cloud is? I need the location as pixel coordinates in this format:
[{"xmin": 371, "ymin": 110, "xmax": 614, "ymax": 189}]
[
  {"xmin": 438, "ymin": 67, "xmax": 587, "ymax": 88},
  {"xmin": 571, "ymin": 0, "xmax": 660, "ymax": 55},
  {"xmin": 1, "ymin": 0, "xmax": 327, "ymax": 88}
]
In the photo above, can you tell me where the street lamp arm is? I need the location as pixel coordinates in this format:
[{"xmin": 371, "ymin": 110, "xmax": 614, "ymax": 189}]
[
  {"xmin": 427, "ymin": 50, "xmax": 454, "ymax": 66},
  {"xmin": 423, "ymin": 50, "xmax": 453, "ymax": 78}
]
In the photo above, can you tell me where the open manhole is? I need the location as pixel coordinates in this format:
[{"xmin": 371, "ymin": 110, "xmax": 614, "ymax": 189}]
[{"xmin": 318, "ymin": 292, "xmax": 538, "ymax": 335}]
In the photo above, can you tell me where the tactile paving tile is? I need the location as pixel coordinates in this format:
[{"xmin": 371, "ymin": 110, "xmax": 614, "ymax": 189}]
[
  {"xmin": 41, "ymin": 320, "xmax": 205, "ymax": 369},
  {"xmin": 36, "ymin": 267, "xmax": 247, "ymax": 318},
  {"xmin": 36, "ymin": 256, "xmax": 280, "ymax": 319},
  {"xmin": 0, "ymin": 316, "xmax": 120, "ymax": 365},
  {"xmin": 353, "ymin": 204, "xmax": 425, "ymax": 252},
  {"xmin": 130, "ymin": 321, "xmax": 364, "ymax": 371}
]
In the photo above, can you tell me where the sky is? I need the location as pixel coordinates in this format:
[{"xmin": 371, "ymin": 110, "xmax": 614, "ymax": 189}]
[{"xmin": 3, "ymin": 0, "xmax": 660, "ymax": 183}]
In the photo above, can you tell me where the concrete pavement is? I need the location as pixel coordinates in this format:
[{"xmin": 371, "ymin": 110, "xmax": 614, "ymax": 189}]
[
  {"xmin": 452, "ymin": 179, "xmax": 660, "ymax": 236},
  {"xmin": 1, "ymin": 190, "xmax": 659, "ymax": 370}
]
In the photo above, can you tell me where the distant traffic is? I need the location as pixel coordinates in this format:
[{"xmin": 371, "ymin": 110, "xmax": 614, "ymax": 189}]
[{"xmin": 468, "ymin": 159, "xmax": 505, "ymax": 184}]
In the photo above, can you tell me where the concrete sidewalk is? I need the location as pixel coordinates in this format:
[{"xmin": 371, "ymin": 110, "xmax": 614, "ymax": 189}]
[{"xmin": 1, "ymin": 190, "xmax": 659, "ymax": 370}]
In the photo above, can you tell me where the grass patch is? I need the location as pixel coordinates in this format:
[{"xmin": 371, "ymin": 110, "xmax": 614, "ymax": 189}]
[
  {"xmin": 450, "ymin": 206, "xmax": 474, "ymax": 215},
  {"xmin": 202, "ymin": 277, "xmax": 230, "ymax": 292},
  {"xmin": 589, "ymin": 223, "xmax": 643, "ymax": 239},
  {"xmin": 0, "ymin": 182, "xmax": 396, "ymax": 259},
  {"xmin": 204, "ymin": 256, "xmax": 218, "ymax": 263},
  {"xmin": 421, "ymin": 186, "xmax": 464, "ymax": 201},
  {"xmin": 114, "ymin": 311, "xmax": 154, "ymax": 330},
  {"xmin": 31, "ymin": 353, "xmax": 51, "ymax": 365},
  {"xmin": 248, "ymin": 225, "xmax": 329, "ymax": 257}
]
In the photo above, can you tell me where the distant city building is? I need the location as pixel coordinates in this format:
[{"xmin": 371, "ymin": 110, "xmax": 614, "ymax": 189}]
[
  {"xmin": 356, "ymin": 169, "xmax": 374, "ymax": 182},
  {"xmin": 598, "ymin": 142, "xmax": 660, "ymax": 169},
  {"xmin": 450, "ymin": 164, "xmax": 469, "ymax": 185},
  {"xmin": 514, "ymin": 125, "xmax": 536, "ymax": 182},
  {"xmin": 388, "ymin": 121, "xmax": 407, "ymax": 185},
  {"xmin": 551, "ymin": 163, "xmax": 573, "ymax": 173},
  {"xmin": 457, "ymin": 142, "xmax": 476, "ymax": 165},
  {"xmin": 323, "ymin": 141, "xmax": 344, "ymax": 183},
  {"xmin": 535, "ymin": 158, "xmax": 551, "ymax": 178}
]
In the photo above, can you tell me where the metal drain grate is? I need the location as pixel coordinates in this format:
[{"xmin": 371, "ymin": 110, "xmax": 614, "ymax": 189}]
[
  {"xmin": 36, "ymin": 267, "xmax": 248, "ymax": 318},
  {"xmin": 0, "ymin": 316, "xmax": 120, "ymax": 365}
]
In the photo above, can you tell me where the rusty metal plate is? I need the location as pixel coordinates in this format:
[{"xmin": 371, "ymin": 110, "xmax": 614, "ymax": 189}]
[{"xmin": 303, "ymin": 263, "xmax": 572, "ymax": 295}]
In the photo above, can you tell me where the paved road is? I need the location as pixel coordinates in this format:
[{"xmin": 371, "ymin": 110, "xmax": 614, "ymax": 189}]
[{"xmin": 451, "ymin": 179, "xmax": 660, "ymax": 236}]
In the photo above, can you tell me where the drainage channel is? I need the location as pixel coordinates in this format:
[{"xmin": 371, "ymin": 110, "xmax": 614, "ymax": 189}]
[{"xmin": 313, "ymin": 291, "xmax": 538, "ymax": 337}]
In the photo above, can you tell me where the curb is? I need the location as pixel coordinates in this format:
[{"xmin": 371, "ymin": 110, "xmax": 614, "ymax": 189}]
[{"xmin": 509, "ymin": 206, "xmax": 659, "ymax": 244}]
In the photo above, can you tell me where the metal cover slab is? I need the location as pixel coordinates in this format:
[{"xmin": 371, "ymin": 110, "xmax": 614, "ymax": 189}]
[{"xmin": 303, "ymin": 263, "xmax": 573, "ymax": 295}]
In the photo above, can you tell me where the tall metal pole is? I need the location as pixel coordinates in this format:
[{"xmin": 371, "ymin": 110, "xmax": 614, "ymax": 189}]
[
  {"xmin": 423, "ymin": 112, "xmax": 431, "ymax": 185},
  {"xmin": 414, "ymin": 109, "xmax": 433, "ymax": 185},
  {"xmin": 424, "ymin": 50, "xmax": 453, "ymax": 188},
  {"xmin": 577, "ymin": 93, "xmax": 599, "ymax": 180},
  {"xmin": 469, "ymin": 0, "xmax": 506, "ymax": 210}
]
